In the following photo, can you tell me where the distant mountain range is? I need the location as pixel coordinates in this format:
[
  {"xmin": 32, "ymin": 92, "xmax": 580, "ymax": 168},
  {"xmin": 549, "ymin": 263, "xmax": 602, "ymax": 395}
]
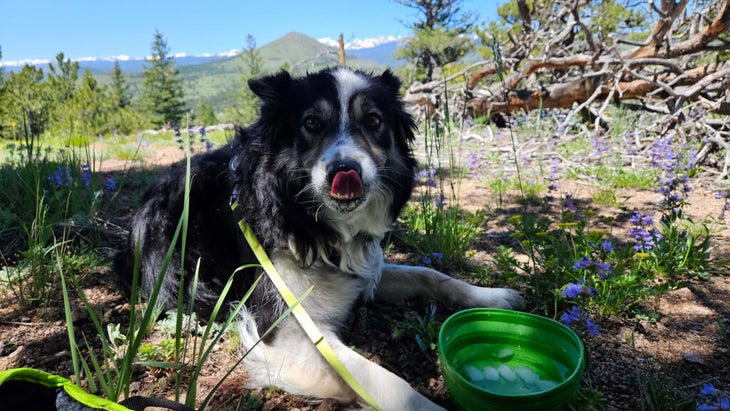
[
  {"xmin": 0, "ymin": 33, "xmax": 405, "ymax": 73},
  {"xmin": 0, "ymin": 32, "xmax": 407, "ymax": 119}
]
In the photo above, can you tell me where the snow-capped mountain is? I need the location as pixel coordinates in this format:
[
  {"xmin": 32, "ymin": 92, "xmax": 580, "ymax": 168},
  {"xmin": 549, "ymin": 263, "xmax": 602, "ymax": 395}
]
[
  {"xmin": 0, "ymin": 34, "xmax": 405, "ymax": 72},
  {"xmin": 0, "ymin": 49, "xmax": 241, "ymax": 71},
  {"xmin": 317, "ymin": 35, "xmax": 403, "ymax": 50}
]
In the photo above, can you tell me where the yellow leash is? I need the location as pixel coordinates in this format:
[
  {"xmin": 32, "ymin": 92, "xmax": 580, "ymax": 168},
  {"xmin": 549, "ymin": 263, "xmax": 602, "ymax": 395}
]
[{"xmin": 233, "ymin": 210, "xmax": 382, "ymax": 411}]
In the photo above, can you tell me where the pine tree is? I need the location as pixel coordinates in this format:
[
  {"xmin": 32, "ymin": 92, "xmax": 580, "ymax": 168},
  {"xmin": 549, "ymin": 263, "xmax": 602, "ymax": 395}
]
[
  {"xmin": 110, "ymin": 60, "xmax": 130, "ymax": 109},
  {"xmin": 394, "ymin": 0, "xmax": 476, "ymax": 82},
  {"xmin": 227, "ymin": 34, "xmax": 264, "ymax": 124},
  {"xmin": 66, "ymin": 69, "xmax": 110, "ymax": 136},
  {"xmin": 141, "ymin": 30, "xmax": 186, "ymax": 128}
]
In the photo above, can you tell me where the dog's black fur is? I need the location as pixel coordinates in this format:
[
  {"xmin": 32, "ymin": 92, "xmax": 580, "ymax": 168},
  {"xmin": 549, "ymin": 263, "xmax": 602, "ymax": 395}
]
[{"xmin": 116, "ymin": 68, "xmax": 522, "ymax": 410}]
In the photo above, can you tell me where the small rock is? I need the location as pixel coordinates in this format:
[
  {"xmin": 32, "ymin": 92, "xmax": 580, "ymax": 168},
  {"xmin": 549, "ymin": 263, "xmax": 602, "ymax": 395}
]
[
  {"xmin": 315, "ymin": 398, "xmax": 338, "ymax": 411},
  {"xmin": 0, "ymin": 345, "xmax": 26, "ymax": 369},
  {"xmin": 683, "ymin": 352, "xmax": 703, "ymax": 364}
]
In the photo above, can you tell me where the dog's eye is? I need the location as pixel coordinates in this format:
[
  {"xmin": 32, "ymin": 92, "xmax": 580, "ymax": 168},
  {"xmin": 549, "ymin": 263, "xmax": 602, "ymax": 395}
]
[
  {"xmin": 364, "ymin": 114, "xmax": 381, "ymax": 130},
  {"xmin": 303, "ymin": 116, "xmax": 322, "ymax": 133}
]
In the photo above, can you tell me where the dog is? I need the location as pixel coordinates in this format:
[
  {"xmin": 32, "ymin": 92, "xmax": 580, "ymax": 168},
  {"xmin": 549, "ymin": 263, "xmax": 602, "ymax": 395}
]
[{"xmin": 115, "ymin": 67, "xmax": 523, "ymax": 410}]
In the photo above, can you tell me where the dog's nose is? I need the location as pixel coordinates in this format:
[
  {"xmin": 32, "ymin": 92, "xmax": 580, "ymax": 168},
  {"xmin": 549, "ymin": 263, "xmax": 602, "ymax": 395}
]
[{"xmin": 326, "ymin": 160, "xmax": 362, "ymax": 183}]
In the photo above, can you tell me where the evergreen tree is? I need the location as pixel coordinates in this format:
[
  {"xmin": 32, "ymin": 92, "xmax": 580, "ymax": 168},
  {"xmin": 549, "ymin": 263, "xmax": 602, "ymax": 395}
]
[
  {"xmin": 46, "ymin": 53, "xmax": 79, "ymax": 104},
  {"xmin": 197, "ymin": 100, "xmax": 217, "ymax": 126},
  {"xmin": 141, "ymin": 30, "xmax": 186, "ymax": 128},
  {"xmin": 3, "ymin": 65, "xmax": 49, "ymax": 156},
  {"xmin": 227, "ymin": 34, "xmax": 264, "ymax": 124},
  {"xmin": 64, "ymin": 69, "xmax": 110, "ymax": 136},
  {"xmin": 395, "ymin": 0, "xmax": 476, "ymax": 81},
  {"xmin": 0, "ymin": 46, "xmax": 7, "ymax": 139},
  {"xmin": 110, "ymin": 60, "xmax": 130, "ymax": 109}
]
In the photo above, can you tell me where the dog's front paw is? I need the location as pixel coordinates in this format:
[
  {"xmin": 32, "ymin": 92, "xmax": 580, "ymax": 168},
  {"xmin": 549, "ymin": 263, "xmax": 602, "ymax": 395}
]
[{"xmin": 468, "ymin": 287, "xmax": 525, "ymax": 310}]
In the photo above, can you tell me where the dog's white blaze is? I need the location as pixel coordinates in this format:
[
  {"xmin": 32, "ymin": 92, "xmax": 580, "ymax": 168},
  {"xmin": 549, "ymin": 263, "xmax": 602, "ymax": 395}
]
[
  {"xmin": 333, "ymin": 68, "xmax": 368, "ymax": 129},
  {"xmin": 311, "ymin": 69, "xmax": 377, "ymax": 197}
]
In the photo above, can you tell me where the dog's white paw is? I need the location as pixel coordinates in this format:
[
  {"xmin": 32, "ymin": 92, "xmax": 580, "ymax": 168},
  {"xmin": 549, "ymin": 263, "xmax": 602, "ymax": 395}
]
[{"xmin": 467, "ymin": 286, "xmax": 525, "ymax": 310}]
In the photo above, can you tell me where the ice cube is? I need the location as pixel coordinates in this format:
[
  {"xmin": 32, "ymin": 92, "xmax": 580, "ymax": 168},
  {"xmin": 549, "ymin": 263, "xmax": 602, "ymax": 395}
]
[
  {"xmin": 514, "ymin": 366, "xmax": 539, "ymax": 385},
  {"xmin": 483, "ymin": 366, "xmax": 500, "ymax": 381},
  {"xmin": 536, "ymin": 379, "xmax": 558, "ymax": 391},
  {"xmin": 463, "ymin": 365, "xmax": 485, "ymax": 382},
  {"xmin": 496, "ymin": 348, "xmax": 514, "ymax": 362},
  {"xmin": 497, "ymin": 364, "xmax": 517, "ymax": 381}
]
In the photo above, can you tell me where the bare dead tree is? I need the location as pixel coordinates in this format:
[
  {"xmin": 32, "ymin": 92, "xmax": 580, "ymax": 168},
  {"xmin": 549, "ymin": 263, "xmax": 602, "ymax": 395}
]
[{"xmin": 405, "ymin": 0, "xmax": 730, "ymax": 177}]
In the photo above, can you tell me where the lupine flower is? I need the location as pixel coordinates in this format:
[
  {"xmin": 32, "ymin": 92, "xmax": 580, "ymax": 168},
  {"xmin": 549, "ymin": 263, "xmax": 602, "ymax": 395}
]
[
  {"xmin": 467, "ymin": 153, "xmax": 481, "ymax": 178},
  {"xmin": 591, "ymin": 133, "xmax": 611, "ymax": 160},
  {"xmin": 585, "ymin": 318, "xmax": 600, "ymax": 336},
  {"xmin": 564, "ymin": 194, "xmax": 576, "ymax": 212},
  {"xmin": 80, "ymin": 164, "xmax": 91, "ymax": 187},
  {"xmin": 596, "ymin": 262, "xmax": 611, "ymax": 278},
  {"xmin": 628, "ymin": 212, "xmax": 661, "ymax": 250},
  {"xmin": 562, "ymin": 282, "xmax": 584, "ymax": 298},
  {"xmin": 174, "ymin": 127, "xmax": 184, "ymax": 150},
  {"xmin": 560, "ymin": 306, "xmax": 600, "ymax": 336},
  {"xmin": 601, "ymin": 240, "xmax": 613, "ymax": 252},
  {"xmin": 573, "ymin": 256, "xmax": 592, "ymax": 270},
  {"xmin": 701, "ymin": 384, "xmax": 716, "ymax": 396},
  {"xmin": 50, "ymin": 165, "xmax": 72, "ymax": 188},
  {"xmin": 560, "ymin": 306, "xmax": 582, "ymax": 328},
  {"xmin": 434, "ymin": 194, "xmax": 443, "ymax": 207},
  {"xmin": 717, "ymin": 190, "xmax": 730, "ymax": 220},
  {"xmin": 416, "ymin": 168, "xmax": 437, "ymax": 187}
]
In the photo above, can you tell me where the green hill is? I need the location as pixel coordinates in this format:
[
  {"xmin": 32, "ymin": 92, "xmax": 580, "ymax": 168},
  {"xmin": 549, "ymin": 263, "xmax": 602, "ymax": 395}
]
[{"xmin": 97, "ymin": 32, "xmax": 385, "ymax": 120}]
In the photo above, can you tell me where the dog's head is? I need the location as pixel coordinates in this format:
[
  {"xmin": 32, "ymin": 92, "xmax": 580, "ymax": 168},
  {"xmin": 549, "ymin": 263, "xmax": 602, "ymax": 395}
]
[{"xmin": 247, "ymin": 68, "xmax": 417, "ymax": 227}]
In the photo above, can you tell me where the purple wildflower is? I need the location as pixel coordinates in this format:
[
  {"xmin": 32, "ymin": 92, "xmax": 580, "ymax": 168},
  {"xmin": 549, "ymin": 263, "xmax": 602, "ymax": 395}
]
[
  {"xmin": 563, "ymin": 194, "xmax": 576, "ymax": 212},
  {"xmin": 562, "ymin": 282, "xmax": 584, "ymax": 299},
  {"xmin": 628, "ymin": 212, "xmax": 661, "ymax": 251},
  {"xmin": 467, "ymin": 153, "xmax": 481, "ymax": 178},
  {"xmin": 586, "ymin": 318, "xmax": 600, "ymax": 336},
  {"xmin": 596, "ymin": 262, "xmax": 611, "ymax": 278},
  {"xmin": 572, "ymin": 256, "xmax": 592, "ymax": 270},
  {"xmin": 105, "ymin": 177, "xmax": 116, "ymax": 191},
  {"xmin": 601, "ymin": 240, "xmax": 613, "ymax": 252},
  {"xmin": 80, "ymin": 164, "xmax": 91, "ymax": 187},
  {"xmin": 50, "ymin": 165, "xmax": 72, "ymax": 188},
  {"xmin": 560, "ymin": 306, "xmax": 582, "ymax": 328},
  {"xmin": 701, "ymin": 384, "xmax": 716, "ymax": 396}
]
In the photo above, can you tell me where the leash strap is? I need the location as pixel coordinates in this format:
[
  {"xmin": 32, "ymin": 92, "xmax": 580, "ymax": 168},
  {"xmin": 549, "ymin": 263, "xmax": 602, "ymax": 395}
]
[{"xmin": 233, "ymin": 211, "xmax": 382, "ymax": 411}]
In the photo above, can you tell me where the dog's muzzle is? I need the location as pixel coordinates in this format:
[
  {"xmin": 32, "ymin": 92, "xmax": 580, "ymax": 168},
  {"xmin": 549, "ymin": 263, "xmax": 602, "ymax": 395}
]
[{"xmin": 327, "ymin": 161, "xmax": 363, "ymax": 201}]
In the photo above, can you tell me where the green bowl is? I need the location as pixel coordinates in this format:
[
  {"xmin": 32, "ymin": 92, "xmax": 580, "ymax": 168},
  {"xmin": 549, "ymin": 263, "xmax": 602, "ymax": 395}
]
[{"xmin": 439, "ymin": 308, "xmax": 585, "ymax": 411}]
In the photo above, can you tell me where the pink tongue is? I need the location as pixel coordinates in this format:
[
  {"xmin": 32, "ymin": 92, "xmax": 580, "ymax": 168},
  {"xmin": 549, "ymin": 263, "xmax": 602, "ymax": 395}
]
[{"xmin": 330, "ymin": 170, "xmax": 363, "ymax": 200}]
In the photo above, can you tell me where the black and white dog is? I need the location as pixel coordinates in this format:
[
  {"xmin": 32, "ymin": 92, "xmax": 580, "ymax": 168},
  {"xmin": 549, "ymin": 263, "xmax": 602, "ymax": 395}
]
[{"xmin": 115, "ymin": 68, "xmax": 523, "ymax": 410}]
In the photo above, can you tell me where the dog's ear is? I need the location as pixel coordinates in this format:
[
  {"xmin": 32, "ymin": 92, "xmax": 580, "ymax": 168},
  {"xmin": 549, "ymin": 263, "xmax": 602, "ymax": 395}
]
[
  {"xmin": 378, "ymin": 69, "xmax": 402, "ymax": 97},
  {"xmin": 248, "ymin": 71, "xmax": 292, "ymax": 103}
]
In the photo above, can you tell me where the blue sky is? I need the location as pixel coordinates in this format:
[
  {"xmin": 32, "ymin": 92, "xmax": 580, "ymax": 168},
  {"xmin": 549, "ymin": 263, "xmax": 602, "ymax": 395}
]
[{"xmin": 1, "ymin": 0, "xmax": 504, "ymax": 65}]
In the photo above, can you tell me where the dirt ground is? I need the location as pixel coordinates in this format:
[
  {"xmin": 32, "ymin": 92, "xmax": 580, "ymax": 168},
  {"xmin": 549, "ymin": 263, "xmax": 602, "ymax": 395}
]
[{"xmin": 0, "ymin": 139, "xmax": 729, "ymax": 411}]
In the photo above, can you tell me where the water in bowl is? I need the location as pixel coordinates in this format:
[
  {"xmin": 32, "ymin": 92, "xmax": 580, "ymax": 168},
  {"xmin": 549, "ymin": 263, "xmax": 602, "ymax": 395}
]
[{"xmin": 456, "ymin": 343, "xmax": 570, "ymax": 396}]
